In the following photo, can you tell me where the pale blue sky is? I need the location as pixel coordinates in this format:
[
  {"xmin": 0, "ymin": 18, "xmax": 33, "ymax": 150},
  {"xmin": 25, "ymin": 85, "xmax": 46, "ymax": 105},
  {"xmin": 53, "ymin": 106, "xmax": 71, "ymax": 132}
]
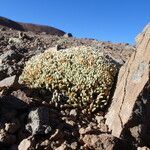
[{"xmin": 0, "ymin": 0, "xmax": 149, "ymax": 44}]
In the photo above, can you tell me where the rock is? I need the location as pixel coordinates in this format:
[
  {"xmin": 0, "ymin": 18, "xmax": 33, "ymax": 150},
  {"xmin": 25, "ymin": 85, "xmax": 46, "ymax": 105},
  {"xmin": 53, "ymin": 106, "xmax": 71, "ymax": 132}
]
[
  {"xmin": 55, "ymin": 142, "xmax": 68, "ymax": 150},
  {"xmin": 5, "ymin": 119, "xmax": 20, "ymax": 134},
  {"xmin": 0, "ymin": 50, "xmax": 23, "ymax": 81},
  {"xmin": 50, "ymin": 129, "xmax": 64, "ymax": 141},
  {"xmin": 82, "ymin": 134, "xmax": 129, "ymax": 150},
  {"xmin": 8, "ymin": 37, "xmax": 22, "ymax": 44},
  {"xmin": 9, "ymin": 144, "xmax": 18, "ymax": 150},
  {"xmin": 79, "ymin": 126, "xmax": 92, "ymax": 135},
  {"xmin": 105, "ymin": 24, "xmax": 150, "ymax": 138},
  {"xmin": 107, "ymin": 54, "xmax": 125, "ymax": 67},
  {"xmin": 98, "ymin": 122, "xmax": 109, "ymax": 133},
  {"xmin": 18, "ymin": 136, "xmax": 35, "ymax": 150},
  {"xmin": 0, "ymin": 69, "xmax": 7, "ymax": 81},
  {"xmin": 65, "ymin": 119, "xmax": 76, "ymax": 127},
  {"xmin": 95, "ymin": 115, "xmax": 104, "ymax": 124},
  {"xmin": 11, "ymin": 89, "xmax": 33, "ymax": 105},
  {"xmin": 18, "ymin": 31, "xmax": 29, "ymax": 40},
  {"xmin": 0, "ymin": 50, "xmax": 22, "ymax": 63},
  {"xmin": 0, "ymin": 130, "xmax": 16, "ymax": 145},
  {"xmin": 1, "ymin": 94, "xmax": 29, "ymax": 110},
  {"xmin": 63, "ymin": 33, "xmax": 73, "ymax": 38},
  {"xmin": 70, "ymin": 142, "xmax": 78, "ymax": 149},
  {"xmin": 40, "ymin": 139, "xmax": 50, "ymax": 147},
  {"xmin": 26, "ymin": 107, "xmax": 52, "ymax": 135},
  {"xmin": 69, "ymin": 109, "xmax": 77, "ymax": 121},
  {"xmin": 129, "ymin": 126, "xmax": 141, "ymax": 143},
  {"xmin": 0, "ymin": 75, "xmax": 19, "ymax": 91},
  {"xmin": 137, "ymin": 147, "xmax": 150, "ymax": 150},
  {"xmin": 140, "ymin": 82, "xmax": 150, "ymax": 146},
  {"xmin": 0, "ymin": 27, "xmax": 6, "ymax": 31},
  {"xmin": 0, "ymin": 108, "xmax": 17, "ymax": 122}
]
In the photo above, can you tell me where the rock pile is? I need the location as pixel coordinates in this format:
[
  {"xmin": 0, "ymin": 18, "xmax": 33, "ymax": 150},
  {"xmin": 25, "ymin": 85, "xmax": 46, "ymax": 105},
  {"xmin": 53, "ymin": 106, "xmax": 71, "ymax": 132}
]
[{"xmin": 0, "ymin": 19, "xmax": 149, "ymax": 149}]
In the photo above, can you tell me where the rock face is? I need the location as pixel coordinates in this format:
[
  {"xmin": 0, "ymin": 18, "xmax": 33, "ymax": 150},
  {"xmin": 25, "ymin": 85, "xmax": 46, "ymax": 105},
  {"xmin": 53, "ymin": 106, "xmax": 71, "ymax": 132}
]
[{"xmin": 105, "ymin": 24, "xmax": 150, "ymax": 139}]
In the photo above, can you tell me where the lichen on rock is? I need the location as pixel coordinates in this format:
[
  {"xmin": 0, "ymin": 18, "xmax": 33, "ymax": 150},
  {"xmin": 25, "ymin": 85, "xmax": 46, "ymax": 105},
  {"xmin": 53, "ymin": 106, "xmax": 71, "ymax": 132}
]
[{"xmin": 19, "ymin": 46, "xmax": 118, "ymax": 113}]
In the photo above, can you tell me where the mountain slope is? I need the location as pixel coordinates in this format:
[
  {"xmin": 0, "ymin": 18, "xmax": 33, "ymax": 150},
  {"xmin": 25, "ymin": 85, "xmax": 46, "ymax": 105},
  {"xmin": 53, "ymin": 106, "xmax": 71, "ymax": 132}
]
[{"xmin": 0, "ymin": 16, "xmax": 65, "ymax": 36}]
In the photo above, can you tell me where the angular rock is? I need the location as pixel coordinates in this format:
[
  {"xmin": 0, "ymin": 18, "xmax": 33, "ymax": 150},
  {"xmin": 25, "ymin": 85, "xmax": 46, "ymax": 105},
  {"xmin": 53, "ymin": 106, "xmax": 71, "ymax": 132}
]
[
  {"xmin": 0, "ymin": 130, "xmax": 16, "ymax": 145},
  {"xmin": 105, "ymin": 24, "xmax": 150, "ymax": 138},
  {"xmin": 5, "ymin": 119, "xmax": 20, "ymax": 134},
  {"xmin": 1, "ymin": 95, "xmax": 29, "ymax": 110},
  {"xmin": 49, "ymin": 129, "xmax": 64, "ymax": 141},
  {"xmin": 18, "ymin": 136, "xmax": 35, "ymax": 150},
  {"xmin": 0, "ymin": 49, "xmax": 23, "ymax": 81},
  {"xmin": 138, "ymin": 147, "xmax": 150, "ymax": 150},
  {"xmin": 26, "ymin": 107, "xmax": 52, "ymax": 135},
  {"xmin": 11, "ymin": 89, "xmax": 33, "ymax": 105},
  {"xmin": 70, "ymin": 142, "xmax": 78, "ymax": 150},
  {"xmin": 0, "ymin": 75, "xmax": 19, "ymax": 91},
  {"xmin": 82, "ymin": 134, "xmax": 129, "ymax": 150},
  {"xmin": 55, "ymin": 142, "xmax": 68, "ymax": 150},
  {"xmin": 40, "ymin": 139, "xmax": 50, "ymax": 147},
  {"xmin": 63, "ymin": 33, "xmax": 73, "ymax": 38},
  {"xmin": 0, "ymin": 50, "xmax": 20, "ymax": 63}
]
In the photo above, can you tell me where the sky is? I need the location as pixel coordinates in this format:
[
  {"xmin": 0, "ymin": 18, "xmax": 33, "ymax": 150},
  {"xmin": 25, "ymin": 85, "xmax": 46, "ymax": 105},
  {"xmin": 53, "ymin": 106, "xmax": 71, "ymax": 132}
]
[{"xmin": 0, "ymin": 0, "xmax": 149, "ymax": 44}]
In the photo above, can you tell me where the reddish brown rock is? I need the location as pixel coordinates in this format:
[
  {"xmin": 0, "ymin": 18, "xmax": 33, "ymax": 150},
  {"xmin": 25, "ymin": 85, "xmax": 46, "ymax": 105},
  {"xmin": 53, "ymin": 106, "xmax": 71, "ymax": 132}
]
[
  {"xmin": 105, "ymin": 24, "xmax": 150, "ymax": 138},
  {"xmin": 82, "ymin": 134, "xmax": 128, "ymax": 150}
]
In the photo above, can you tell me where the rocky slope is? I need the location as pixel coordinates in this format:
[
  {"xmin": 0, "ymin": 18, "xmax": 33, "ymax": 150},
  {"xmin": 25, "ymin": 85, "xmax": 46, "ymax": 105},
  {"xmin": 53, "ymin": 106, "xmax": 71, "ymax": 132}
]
[
  {"xmin": 0, "ymin": 18, "xmax": 149, "ymax": 150},
  {"xmin": 0, "ymin": 16, "xmax": 65, "ymax": 36}
]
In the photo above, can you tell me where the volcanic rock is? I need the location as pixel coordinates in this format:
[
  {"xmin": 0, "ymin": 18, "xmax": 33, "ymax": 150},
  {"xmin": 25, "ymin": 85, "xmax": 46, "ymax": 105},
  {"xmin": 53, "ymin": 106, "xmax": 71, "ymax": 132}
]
[
  {"xmin": 26, "ymin": 107, "xmax": 52, "ymax": 135},
  {"xmin": 0, "ymin": 75, "xmax": 19, "ymax": 91},
  {"xmin": 18, "ymin": 136, "xmax": 35, "ymax": 150},
  {"xmin": 105, "ymin": 24, "xmax": 150, "ymax": 140},
  {"xmin": 82, "ymin": 134, "xmax": 129, "ymax": 150}
]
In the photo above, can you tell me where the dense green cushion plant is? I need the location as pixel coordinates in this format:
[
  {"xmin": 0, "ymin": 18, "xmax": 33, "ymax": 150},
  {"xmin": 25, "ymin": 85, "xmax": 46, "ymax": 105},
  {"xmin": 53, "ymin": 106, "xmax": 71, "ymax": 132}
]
[{"xmin": 19, "ymin": 46, "xmax": 118, "ymax": 113}]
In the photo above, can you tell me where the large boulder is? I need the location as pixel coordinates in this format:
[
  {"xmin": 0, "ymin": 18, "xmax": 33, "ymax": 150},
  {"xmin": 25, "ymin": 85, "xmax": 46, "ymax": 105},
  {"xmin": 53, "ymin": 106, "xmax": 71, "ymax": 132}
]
[{"xmin": 105, "ymin": 23, "xmax": 150, "ymax": 143}]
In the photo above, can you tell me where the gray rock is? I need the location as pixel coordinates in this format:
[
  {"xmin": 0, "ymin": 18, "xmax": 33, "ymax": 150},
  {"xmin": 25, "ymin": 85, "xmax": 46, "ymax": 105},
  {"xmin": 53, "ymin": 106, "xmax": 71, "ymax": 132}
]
[
  {"xmin": 26, "ymin": 107, "xmax": 52, "ymax": 135},
  {"xmin": 0, "ymin": 50, "xmax": 23, "ymax": 81},
  {"xmin": 0, "ymin": 50, "xmax": 21, "ymax": 63},
  {"xmin": 0, "ymin": 75, "xmax": 18, "ymax": 91}
]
